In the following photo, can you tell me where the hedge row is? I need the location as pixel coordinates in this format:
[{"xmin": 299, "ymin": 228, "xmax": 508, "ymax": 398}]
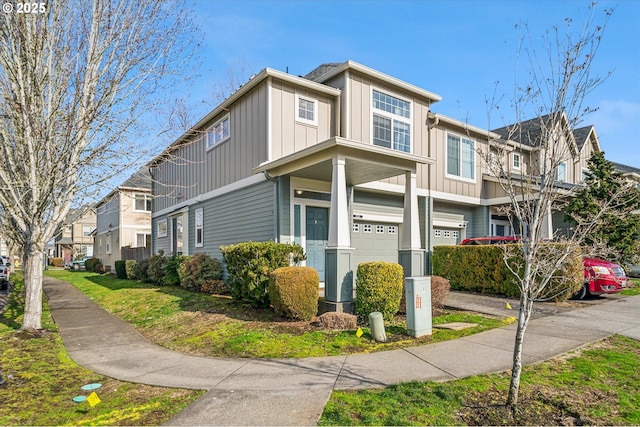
[{"xmin": 432, "ymin": 243, "xmax": 583, "ymax": 301}]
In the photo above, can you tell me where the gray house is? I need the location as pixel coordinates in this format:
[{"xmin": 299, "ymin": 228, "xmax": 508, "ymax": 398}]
[{"xmin": 149, "ymin": 60, "xmax": 632, "ymax": 311}]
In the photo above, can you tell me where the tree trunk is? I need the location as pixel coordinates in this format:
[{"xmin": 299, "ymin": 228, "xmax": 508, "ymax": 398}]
[
  {"xmin": 506, "ymin": 292, "xmax": 533, "ymax": 407},
  {"xmin": 20, "ymin": 251, "xmax": 44, "ymax": 332}
]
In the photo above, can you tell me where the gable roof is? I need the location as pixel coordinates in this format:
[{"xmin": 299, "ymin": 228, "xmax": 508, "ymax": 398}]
[
  {"xmin": 96, "ymin": 167, "xmax": 152, "ymax": 208},
  {"xmin": 613, "ymin": 162, "xmax": 640, "ymax": 179}
]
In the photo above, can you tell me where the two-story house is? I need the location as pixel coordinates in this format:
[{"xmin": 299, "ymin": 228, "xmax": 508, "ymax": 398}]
[
  {"xmin": 54, "ymin": 205, "xmax": 96, "ymax": 264},
  {"xmin": 94, "ymin": 168, "xmax": 153, "ymax": 270},
  {"xmin": 149, "ymin": 60, "xmax": 626, "ymax": 312}
]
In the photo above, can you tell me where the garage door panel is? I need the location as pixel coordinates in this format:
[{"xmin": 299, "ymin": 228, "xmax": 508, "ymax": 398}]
[{"xmin": 352, "ymin": 221, "xmax": 399, "ymax": 268}]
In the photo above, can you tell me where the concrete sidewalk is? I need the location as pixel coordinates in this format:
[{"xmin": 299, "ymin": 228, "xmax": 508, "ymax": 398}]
[{"xmin": 43, "ymin": 276, "xmax": 640, "ymax": 426}]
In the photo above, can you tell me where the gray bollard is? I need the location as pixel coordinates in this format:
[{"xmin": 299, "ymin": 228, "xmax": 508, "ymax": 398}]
[{"xmin": 368, "ymin": 311, "xmax": 387, "ymax": 342}]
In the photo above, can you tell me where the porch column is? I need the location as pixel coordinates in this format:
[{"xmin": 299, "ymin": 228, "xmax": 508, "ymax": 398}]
[
  {"xmin": 324, "ymin": 155, "xmax": 355, "ymax": 313},
  {"xmin": 399, "ymin": 171, "xmax": 425, "ymax": 277}
]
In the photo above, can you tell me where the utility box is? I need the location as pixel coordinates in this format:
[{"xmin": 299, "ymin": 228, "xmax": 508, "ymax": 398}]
[{"xmin": 405, "ymin": 276, "xmax": 432, "ymax": 338}]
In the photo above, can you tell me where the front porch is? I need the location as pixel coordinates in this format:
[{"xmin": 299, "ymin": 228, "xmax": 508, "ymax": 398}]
[{"xmin": 255, "ymin": 137, "xmax": 434, "ymax": 312}]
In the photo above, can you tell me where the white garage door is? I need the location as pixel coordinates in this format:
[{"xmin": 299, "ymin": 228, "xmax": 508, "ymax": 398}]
[
  {"xmin": 351, "ymin": 221, "xmax": 400, "ymax": 269},
  {"xmin": 432, "ymin": 228, "xmax": 460, "ymax": 246}
]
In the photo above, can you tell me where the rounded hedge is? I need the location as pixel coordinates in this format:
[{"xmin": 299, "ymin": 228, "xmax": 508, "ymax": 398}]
[
  {"xmin": 355, "ymin": 261, "xmax": 404, "ymax": 322},
  {"xmin": 268, "ymin": 266, "xmax": 319, "ymax": 321}
]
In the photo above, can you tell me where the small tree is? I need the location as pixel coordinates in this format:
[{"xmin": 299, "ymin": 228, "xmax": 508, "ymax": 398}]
[
  {"xmin": 480, "ymin": 5, "xmax": 635, "ymax": 409},
  {"xmin": 565, "ymin": 151, "xmax": 640, "ymax": 266}
]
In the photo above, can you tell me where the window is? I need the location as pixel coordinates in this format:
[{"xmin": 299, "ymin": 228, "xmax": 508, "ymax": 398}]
[
  {"xmin": 195, "ymin": 208, "xmax": 203, "ymax": 247},
  {"xmin": 556, "ymin": 162, "xmax": 567, "ymax": 182},
  {"xmin": 434, "ymin": 229, "xmax": 442, "ymax": 238},
  {"xmin": 352, "ymin": 223, "xmax": 360, "ymax": 233},
  {"xmin": 388, "ymin": 226, "xmax": 397, "ymax": 235},
  {"xmin": 157, "ymin": 219, "xmax": 167, "ymax": 237},
  {"xmin": 106, "ymin": 235, "xmax": 111, "ymax": 254},
  {"xmin": 452, "ymin": 230, "xmax": 459, "ymax": 238},
  {"xmin": 134, "ymin": 193, "xmax": 152, "ymax": 212},
  {"xmin": 363, "ymin": 224, "xmax": 373, "ymax": 233},
  {"xmin": 206, "ymin": 115, "xmax": 230, "ymax": 149},
  {"xmin": 136, "ymin": 233, "xmax": 151, "ymax": 248},
  {"xmin": 296, "ymin": 95, "xmax": 317, "ymax": 126},
  {"xmin": 446, "ymin": 134, "xmax": 475, "ymax": 180},
  {"xmin": 512, "ymin": 153, "xmax": 521, "ymax": 169},
  {"xmin": 376, "ymin": 225, "xmax": 385, "ymax": 234},
  {"xmin": 82, "ymin": 225, "xmax": 92, "ymax": 237},
  {"xmin": 372, "ymin": 89, "xmax": 411, "ymax": 153},
  {"xmin": 444, "ymin": 230, "xmax": 451, "ymax": 238}
]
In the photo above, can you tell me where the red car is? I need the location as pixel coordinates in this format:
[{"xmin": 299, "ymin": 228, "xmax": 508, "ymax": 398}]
[{"xmin": 459, "ymin": 236, "xmax": 626, "ymax": 299}]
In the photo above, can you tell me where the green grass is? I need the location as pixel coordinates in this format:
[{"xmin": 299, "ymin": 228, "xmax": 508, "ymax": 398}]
[
  {"xmin": 0, "ymin": 272, "xmax": 204, "ymax": 426},
  {"xmin": 319, "ymin": 335, "xmax": 640, "ymax": 426},
  {"xmin": 44, "ymin": 270, "xmax": 514, "ymax": 358}
]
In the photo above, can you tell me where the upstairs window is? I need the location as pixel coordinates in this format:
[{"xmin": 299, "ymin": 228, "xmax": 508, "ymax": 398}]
[
  {"xmin": 372, "ymin": 89, "xmax": 411, "ymax": 153},
  {"xmin": 134, "ymin": 194, "xmax": 152, "ymax": 212},
  {"xmin": 556, "ymin": 162, "xmax": 567, "ymax": 182},
  {"xmin": 512, "ymin": 153, "xmax": 521, "ymax": 169},
  {"xmin": 296, "ymin": 95, "xmax": 317, "ymax": 126},
  {"xmin": 446, "ymin": 133, "xmax": 475, "ymax": 180},
  {"xmin": 206, "ymin": 115, "xmax": 230, "ymax": 150},
  {"xmin": 195, "ymin": 208, "xmax": 204, "ymax": 247}
]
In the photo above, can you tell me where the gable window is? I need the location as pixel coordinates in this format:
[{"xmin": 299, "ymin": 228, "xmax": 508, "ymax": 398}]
[
  {"xmin": 372, "ymin": 89, "xmax": 411, "ymax": 153},
  {"xmin": 82, "ymin": 225, "xmax": 92, "ymax": 237},
  {"xmin": 296, "ymin": 95, "xmax": 318, "ymax": 126},
  {"xmin": 446, "ymin": 133, "xmax": 475, "ymax": 180},
  {"xmin": 195, "ymin": 208, "xmax": 204, "ymax": 247},
  {"xmin": 206, "ymin": 115, "xmax": 230, "ymax": 150},
  {"xmin": 556, "ymin": 162, "xmax": 567, "ymax": 182},
  {"xmin": 134, "ymin": 193, "xmax": 152, "ymax": 212},
  {"xmin": 512, "ymin": 153, "xmax": 521, "ymax": 169}
]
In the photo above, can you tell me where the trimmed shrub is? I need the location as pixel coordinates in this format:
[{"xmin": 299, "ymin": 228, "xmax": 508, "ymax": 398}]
[
  {"xmin": 161, "ymin": 255, "xmax": 186, "ymax": 286},
  {"xmin": 268, "ymin": 266, "xmax": 319, "ymax": 321},
  {"xmin": 84, "ymin": 258, "xmax": 100, "ymax": 272},
  {"xmin": 433, "ymin": 243, "xmax": 583, "ymax": 301},
  {"xmin": 114, "ymin": 260, "xmax": 127, "ymax": 279},
  {"xmin": 125, "ymin": 260, "xmax": 137, "ymax": 280},
  {"xmin": 178, "ymin": 253, "xmax": 224, "ymax": 292},
  {"xmin": 221, "ymin": 241, "xmax": 305, "ymax": 308},
  {"xmin": 147, "ymin": 252, "xmax": 167, "ymax": 285},
  {"xmin": 200, "ymin": 279, "xmax": 230, "ymax": 295},
  {"xmin": 355, "ymin": 261, "xmax": 404, "ymax": 322},
  {"xmin": 317, "ymin": 312, "xmax": 357, "ymax": 330},
  {"xmin": 132, "ymin": 258, "xmax": 151, "ymax": 282}
]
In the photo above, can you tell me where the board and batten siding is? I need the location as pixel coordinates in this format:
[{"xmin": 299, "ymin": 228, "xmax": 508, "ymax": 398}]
[
  {"xmin": 153, "ymin": 83, "xmax": 269, "ymax": 213},
  {"xmin": 269, "ymin": 79, "xmax": 335, "ymax": 160},
  {"xmin": 187, "ymin": 179, "xmax": 276, "ymax": 260}
]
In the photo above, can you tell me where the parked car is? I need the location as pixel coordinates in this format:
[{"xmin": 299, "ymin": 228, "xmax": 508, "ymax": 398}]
[
  {"xmin": 69, "ymin": 256, "xmax": 91, "ymax": 270},
  {"xmin": 459, "ymin": 236, "xmax": 627, "ymax": 299},
  {"xmin": 0, "ymin": 256, "xmax": 11, "ymax": 291},
  {"xmin": 628, "ymin": 265, "xmax": 640, "ymax": 278}
]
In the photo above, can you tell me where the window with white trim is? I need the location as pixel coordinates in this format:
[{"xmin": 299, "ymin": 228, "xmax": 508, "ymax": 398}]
[
  {"xmin": 136, "ymin": 233, "xmax": 151, "ymax": 248},
  {"xmin": 363, "ymin": 224, "xmax": 373, "ymax": 233},
  {"xmin": 352, "ymin": 223, "xmax": 360, "ymax": 233},
  {"xmin": 106, "ymin": 235, "xmax": 111, "ymax": 254},
  {"xmin": 452, "ymin": 231, "xmax": 459, "ymax": 239},
  {"xmin": 195, "ymin": 208, "xmax": 204, "ymax": 247},
  {"xmin": 434, "ymin": 229, "xmax": 442, "ymax": 238},
  {"xmin": 388, "ymin": 226, "xmax": 397, "ymax": 235},
  {"xmin": 134, "ymin": 193, "xmax": 152, "ymax": 212},
  {"xmin": 206, "ymin": 115, "xmax": 230, "ymax": 149},
  {"xmin": 296, "ymin": 95, "xmax": 317, "ymax": 126},
  {"xmin": 446, "ymin": 133, "xmax": 475, "ymax": 180},
  {"xmin": 444, "ymin": 230, "xmax": 451, "ymax": 238},
  {"xmin": 376, "ymin": 225, "xmax": 385, "ymax": 234},
  {"xmin": 512, "ymin": 153, "xmax": 521, "ymax": 169},
  {"xmin": 157, "ymin": 219, "xmax": 167, "ymax": 237},
  {"xmin": 82, "ymin": 225, "xmax": 92, "ymax": 237},
  {"xmin": 556, "ymin": 161, "xmax": 567, "ymax": 182},
  {"xmin": 372, "ymin": 89, "xmax": 411, "ymax": 153}
]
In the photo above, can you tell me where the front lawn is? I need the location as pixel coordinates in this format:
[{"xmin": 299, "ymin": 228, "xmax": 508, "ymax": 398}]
[
  {"xmin": 0, "ymin": 272, "xmax": 204, "ymax": 426},
  {"xmin": 44, "ymin": 270, "xmax": 514, "ymax": 358},
  {"xmin": 622, "ymin": 277, "xmax": 640, "ymax": 296}
]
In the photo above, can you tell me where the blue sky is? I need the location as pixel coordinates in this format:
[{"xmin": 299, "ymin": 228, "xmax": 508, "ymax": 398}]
[{"xmin": 184, "ymin": 0, "xmax": 639, "ymax": 167}]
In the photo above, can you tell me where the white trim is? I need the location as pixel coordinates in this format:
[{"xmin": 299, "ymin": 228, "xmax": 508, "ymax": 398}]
[
  {"xmin": 295, "ymin": 94, "xmax": 318, "ymax": 126},
  {"xmin": 445, "ymin": 132, "xmax": 477, "ymax": 183},
  {"xmin": 345, "ymin": 70, "xmax": 350, "ymax": 139},
  {"xmin": 153, "ymin": 173, "xmax": 266, "ymax": 218},
  {"xmin": 267, "ymin": 78, "xmax": 272, "ymax": 161},
  {"xmin": 156, "ymin": 218, "xmax": 168, "ymax": 238},
  {"xmin": 433, "ymin": 219, "xmax": 468, "ymax": 228},
  {"xmin": 512, "ymin": 152, "xmax": 521, "ymax": 170},
  {"xmin": 133, "ymin": 193, "xmax": 152, "ymax": 212},
  {"xmin": 352, "ymin": 211, "xmax": 403, "ymax": 223},
  {"xmin": 195, "ymin": 207, "xmax": 204, "ymax": 248},
  {"xmin": 205, "ymin": 114, "xmax": 231, "ymax": 151}
]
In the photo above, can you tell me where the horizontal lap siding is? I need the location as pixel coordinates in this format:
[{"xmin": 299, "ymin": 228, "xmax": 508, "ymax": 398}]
[{"xmin": 189, "ymin": 180, "xmax": 276, "ymax": 261}]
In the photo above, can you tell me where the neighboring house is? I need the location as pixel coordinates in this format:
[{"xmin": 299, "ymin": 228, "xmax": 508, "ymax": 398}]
[
  {"xmin": 54, "ymin": 205, "xmax": 96, "ymax": 264},
  {"xmin": 94, "ymin": 168, "xmax": 152, "ymax": 270},
  {"xmin": 148, "ymin": 60, "xmax": 637, "ymax": 312}
]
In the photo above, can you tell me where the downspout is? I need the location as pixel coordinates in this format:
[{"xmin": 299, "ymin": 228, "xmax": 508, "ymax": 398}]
[{"xmin": 264, "ymin": 171, "xmax": 280, "ymax": 242}]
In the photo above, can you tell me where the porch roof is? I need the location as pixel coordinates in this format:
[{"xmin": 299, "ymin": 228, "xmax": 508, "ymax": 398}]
[{"xmin": 253, "ymin": 137, "xmax": 434, "ymax": 185}]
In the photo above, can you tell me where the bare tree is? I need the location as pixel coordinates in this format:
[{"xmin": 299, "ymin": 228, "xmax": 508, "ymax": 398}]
[
  {"xmin": 480, "ymin": 5, "xmax": 635, "ymax": 408},
  {"xmin": 0, "ymin": 0, "xmax": 198, "ymax": 332}
]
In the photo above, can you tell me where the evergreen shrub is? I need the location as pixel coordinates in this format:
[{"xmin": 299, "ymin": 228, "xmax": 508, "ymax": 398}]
[
  {"xmin": 177, "ymin": 253, "xmax": 224, "ymax": 292},
  {"xmin": 132, "ymin": 258, "xmax": 151, "ymax": 282},
  {"xmin": 221, "ymin": 241, "xmax": 305, "ymax": 308},
  {"xmin": 268, "ymin": 266, "xmax": 319, "ymax": 321},
  {"xmin": 114, "ymin": 260, "xmax": 127, "ymax": 279},
  {"xmin": 355, "ymin": 261, "xmax": 404, "ymax": 322},
  {"xmin": 147, "ymin": 251, "xmax": 167, "ymax": 285},
  {"xmin": 125, "ymin": 260, "xmax": 137, "ymax": 280},
  {"xmin": 161, "ymin": 255, "xmax": 186, "ymax": 286},
  {"xmin": 84, "ymin": 258, "xmax": 100, "ymax": 272}
]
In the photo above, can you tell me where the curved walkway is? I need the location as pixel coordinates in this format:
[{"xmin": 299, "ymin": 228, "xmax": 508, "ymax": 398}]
[{"xmin": 43, "ymin": 276, "xmax": 640, "ymax": 426}]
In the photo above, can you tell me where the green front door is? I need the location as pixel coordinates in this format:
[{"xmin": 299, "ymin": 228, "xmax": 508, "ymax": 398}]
[{"xmin": 306, "ymin": 206, "xmax": 328, "ymax": 281}]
